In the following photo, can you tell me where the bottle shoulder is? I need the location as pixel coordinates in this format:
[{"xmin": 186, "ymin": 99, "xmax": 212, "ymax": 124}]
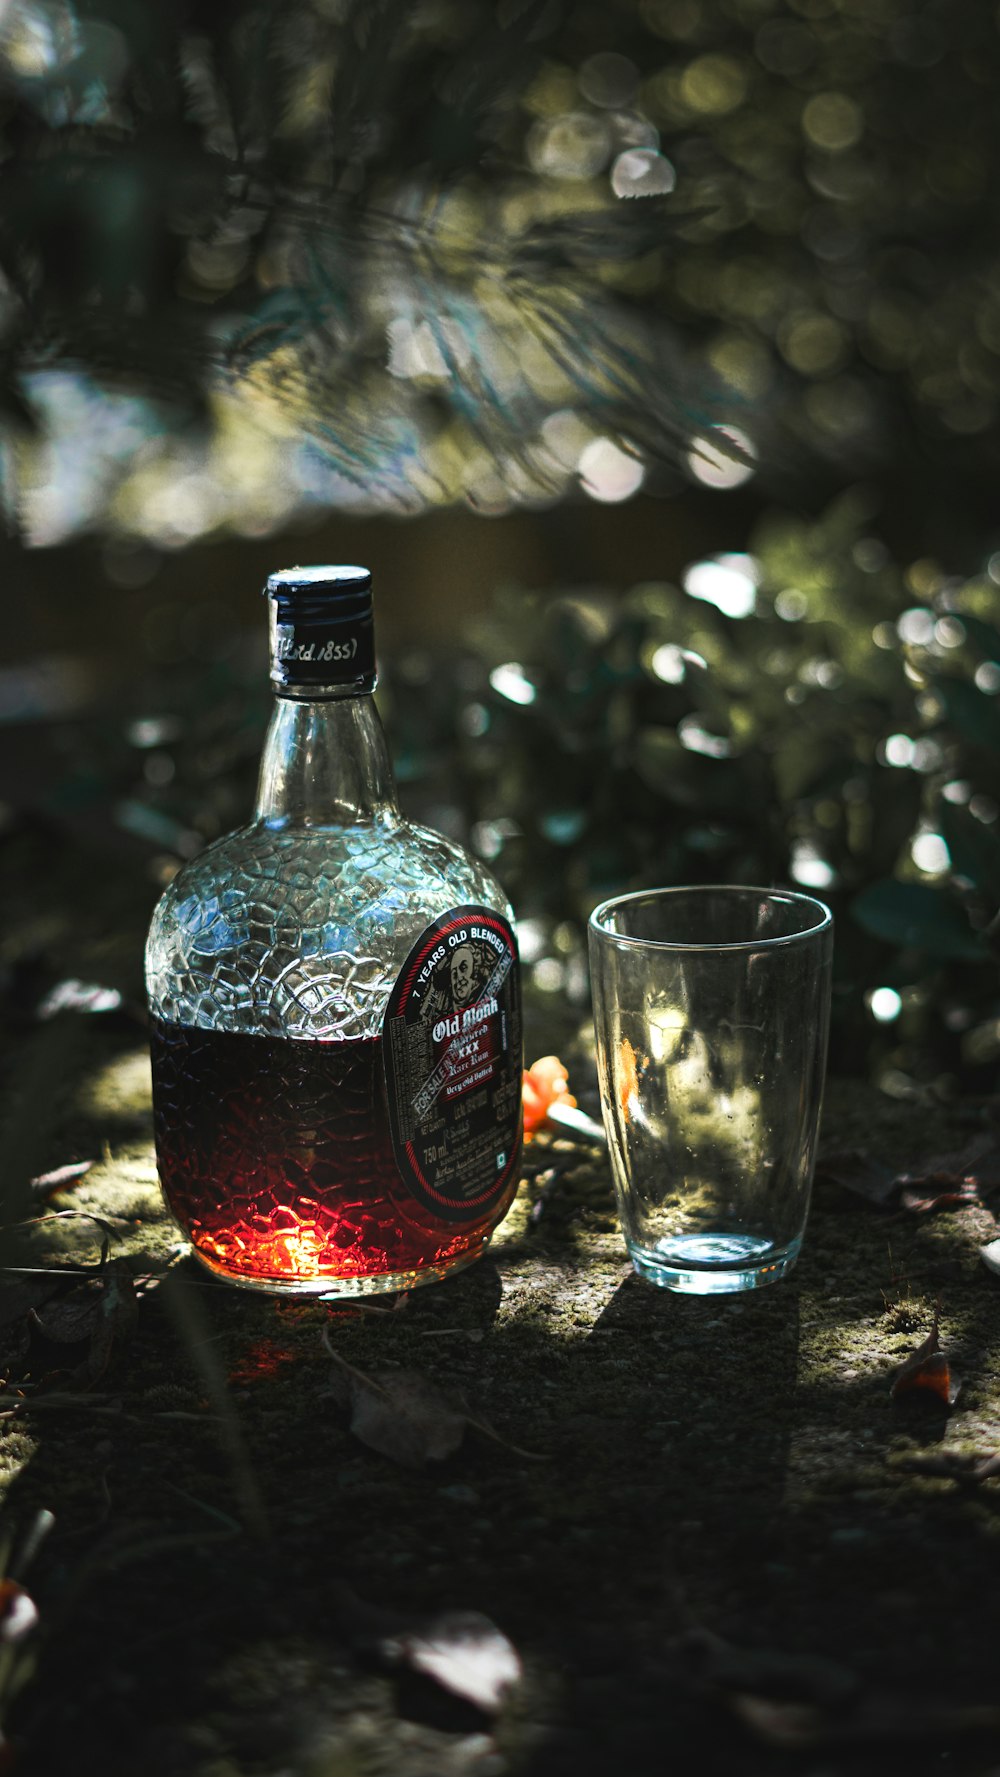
[
  {"xmin": 145, "ymin": 815, "xmax": 514, "ymax": 1038},
  {"xmin": 148, "ymin": 817, "xmax": 509, "ymax": 926}
]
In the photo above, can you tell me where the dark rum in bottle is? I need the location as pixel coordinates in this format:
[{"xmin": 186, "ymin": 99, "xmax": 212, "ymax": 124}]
[{"xmin": 146, "ymin": 566, "xmax": 522, "ymax": 1295}]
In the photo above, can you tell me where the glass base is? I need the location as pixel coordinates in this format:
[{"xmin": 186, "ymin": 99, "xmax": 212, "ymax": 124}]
[
  {"xmin": 629, "ymin": 1233, "xmax": 801, "ymax": 1296},
  {"xmin": 184, "ymin": 1237, "xmax": 489, "ymax": 1299}
]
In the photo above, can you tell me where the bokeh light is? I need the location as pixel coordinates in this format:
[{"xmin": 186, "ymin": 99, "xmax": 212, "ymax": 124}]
[
  {"xmin": 578, "ymin": 437, "xmax": 645, "ymax": 503},
  {"xmin": 686, "ymin": 426, "xmax": 756, "ymax": 490},
  {"xmin": 683, "ymin": 553, "xmax": 758, "ymax": 618},
  {"xmin": 611, "ymin": 148, "xmax": 676, "ymax": 199},
  {"xmin": 869, "ymin": 988, "xmax": 903, "ymax": 1024}
]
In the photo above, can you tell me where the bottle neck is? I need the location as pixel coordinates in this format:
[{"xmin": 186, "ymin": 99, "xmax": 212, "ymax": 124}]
[{"xmin": 254, "ymin": 694, "xmax": 400, "ymax": 828}]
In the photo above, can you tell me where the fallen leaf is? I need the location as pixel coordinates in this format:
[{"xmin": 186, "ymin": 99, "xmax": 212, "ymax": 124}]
[
  {"xmin": 891, "ymin": 1309, "xmax": 961, "ymax": 1407},
  {"xmin": 733, "ymin": 1691, "xmax": 1000, "ymax": 1751},
  {"xmin": 324, "ymin": 1335, "xmax": 469, "ymax": 1467},
  {"xmin": 29, "ymin": 1284, "xmax": 102, "ymax": 1345},
  {"xmin": 36, "ymin": 979, "xmax": 123, "ymax": 1020},
  {"xmin": 816, "ymin": 1149, "xmax": 898, "ymax": 1207},
  {"xmin": 383, "ymin": 1610, "xmax": 521, "ymax": 1713},
  {"xmin": 322, "ymin": 1331, "xmax": 542, "ymax": 1467},
  {"xmin": 818, "ymin": 1136, "xmax": 1000, "ymax": 1213},
  {"xmin": 332, "ymin": 1586, "xmax": 521, "ymax": 1715},
  {"xmin": 0, "ymin": 1580, "xmax": 38, "ymax": 1643},
  {"xmin": 730, "ymin": 1694, "xmax": 824, "ymax": 1750},
  {"xmin": 895, "ymin": 1134, "xmax": 1000, "ymax": 1211},
  {"xmin": 899, "ymin": 1180, "xmax": 979, "ymax": 1214},
  {"xmin": 346, "ymin": 1368, "xmax": 467, "ymax": 1467},
  {"xmin": 0, "ymin": 1277, "xmax": 61, "ymax": 1378},
  {"xmin": 896, "ymin": 1448, "xmax": 1000, "ymax": 1482},
  {"xmin": 677, "ymin": 1627, "xmax": 856, "ymax": 1706},
  {"xmin": 0, "ymin": 1278, "xmax": 60, "ymax": 1329},
  {"xmin": 29, "ymin": 1161, "xmax": 95, "ymax": 1199},
  {"xmin": 75, "ymin": 1259, "xmax": 137, "ymax": 1389}
]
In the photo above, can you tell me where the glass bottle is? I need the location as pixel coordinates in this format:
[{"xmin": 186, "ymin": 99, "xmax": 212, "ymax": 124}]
[{"xmin": 146, "ymin": 565, "xmax": 522, "ymax": 1296}]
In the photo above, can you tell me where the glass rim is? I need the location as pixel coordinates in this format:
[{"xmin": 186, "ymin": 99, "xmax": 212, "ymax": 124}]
[{"xmin": 588, "ymin": 884, "xmax": 833, "ymax": 954}]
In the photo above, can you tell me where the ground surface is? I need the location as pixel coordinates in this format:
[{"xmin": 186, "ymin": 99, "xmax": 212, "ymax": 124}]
[{"xmin": 1, "ymin": 824, "xmax": 1000, "ymax": 1776}]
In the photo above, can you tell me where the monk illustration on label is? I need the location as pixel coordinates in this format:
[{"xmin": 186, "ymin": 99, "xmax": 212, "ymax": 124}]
[{"xmin": 450, "ymin": 943, "xmax": 477, "ymax": 1009}]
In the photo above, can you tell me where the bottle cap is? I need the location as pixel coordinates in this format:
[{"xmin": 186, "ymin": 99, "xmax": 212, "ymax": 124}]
[{"xmin": 264, "ymin": 565, "xmax": 376, "ymax": 695}]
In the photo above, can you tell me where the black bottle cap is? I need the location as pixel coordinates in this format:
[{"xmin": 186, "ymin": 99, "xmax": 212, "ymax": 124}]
[{"xmin": 264, "ymin": 564, "xmax": 376, "ymax": 695}]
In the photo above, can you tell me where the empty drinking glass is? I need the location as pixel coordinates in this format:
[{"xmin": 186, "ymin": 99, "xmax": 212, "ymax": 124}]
[{"xmin": 588, "ymin": 886, "xmax": 832, "ymax": 1294}]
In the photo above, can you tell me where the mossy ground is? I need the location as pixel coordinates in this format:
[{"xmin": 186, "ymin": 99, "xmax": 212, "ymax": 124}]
[{"xmin": 2, "ymin": 830, "xmax": 1000, "ymax": 1775}]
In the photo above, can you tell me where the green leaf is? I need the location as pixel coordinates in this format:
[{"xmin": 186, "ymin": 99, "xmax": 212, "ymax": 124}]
[
  {"xmin": 851, "ymin": 880, "xmax": 986, "ymax": 960},
  {"xmin": 956, "ymin": 614, "xmax": 1000, "ymax": 664},
  {"xmin": 772, "ymin": 735, "xmax": 840, "ymax": 804},
  {"xmin": 940, "ymin": 802, "xmax": 1000, "ymax": 899},
  {"xmin": 866, "ymin": 768, "xmax": 923, "ymax": 878},
  {"xmin": 633, "ymin": 728, "xmax": 740, "ymax": 810},
  {"xmin": 934, "ymin": 677, "xmax": 1000, "ymax": 753}
]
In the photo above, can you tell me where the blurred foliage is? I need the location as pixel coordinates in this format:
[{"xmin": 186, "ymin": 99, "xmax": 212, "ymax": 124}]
[
  {"xmin": 2, "ymin": 0, "xmax": 1000, "ymax": 537},
  {"xmin": 392, "ymin": 491, "xmax": 1000, "ymax": 1092},
  {"xmin": 0, "ymin": 0, "xmax": 730, "ymax": 539},
  {"xmin": 7, "ymin": 0, "xmax": 1000, "ymax": 1089},
  {"xmin": 29, "ymin": 490, "xmax": 1000, "ymax": 1091}
]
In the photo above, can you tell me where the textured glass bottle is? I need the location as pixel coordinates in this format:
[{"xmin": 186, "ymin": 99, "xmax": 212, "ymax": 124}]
[{"xmin": 146, "ymin": 566, "xmax": 522, "ymax": 1296}]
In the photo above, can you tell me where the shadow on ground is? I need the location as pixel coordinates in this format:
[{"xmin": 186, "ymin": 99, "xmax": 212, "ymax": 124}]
[{"xmin": 3, "ymin": 1114, "xmax": 1000, "ymax": 1777}]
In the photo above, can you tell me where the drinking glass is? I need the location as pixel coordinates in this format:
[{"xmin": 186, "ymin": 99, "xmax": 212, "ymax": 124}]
[{"xmin": 588, "ymin": 886, "xmax": 832, "ymax": 1294}]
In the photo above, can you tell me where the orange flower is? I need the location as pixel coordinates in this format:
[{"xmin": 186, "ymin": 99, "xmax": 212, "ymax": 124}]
[{"xmin": 522, "ymin": 1055, "xmax": 577, "ymax": 1141}]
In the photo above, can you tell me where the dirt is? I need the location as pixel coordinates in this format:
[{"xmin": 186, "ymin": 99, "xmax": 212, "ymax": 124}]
[{"xmin": 1, "ymin": 833, "xmax": 1000, "ymax": 1775}]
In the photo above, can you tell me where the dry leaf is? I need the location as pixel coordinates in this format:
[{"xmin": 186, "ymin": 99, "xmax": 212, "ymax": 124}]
[
  {"xmin": 734, "ymin": 1691, "xmax": 1000, "ymax": 1751},
  {"xmin": 29, "ymin": 1161, "xmax": 95, "ymax": 1199},
  {"xmin": 383, "ymin": 1610, "xmax": 521, "ymax": 1713},
  {"xmin": 29, "ymin": 1285, "xmax": 101, "ymax": 1345},
  {"xmin": 677, "ymin": 1627, "xmax": 856, "ymax": 1706},
  {"xmin": 0, "ymin": 1580, "xmax": 38, "ymax": 1644},
  {"xmin": 347, "ymin": 1369, "xmax": 468, "ymax": 1467},
  {"xmin": 891, "ymin": 1309, "xmax": 961, "ymax": 1407},
  {"xmin": 0, "ymin": 1277, "xmax": 61, "ymax": 1377},
  {"xmin": 897, "ymin": 1448, "xmax": 1000, "ymax": 1482},
  {"xmin": 36, "ymin": 979, "xmax": 123, "ymax": 1019},
  {"xmin": 895, "ymin": 1135, "xmax": 1000, "ymax": 1211},
  {"xmin": 816, "ymin": 1149, "xmax": 898, "ymax": 1207},
  {"xmin": 323, "ymin": 1335, "xmax": 470, "ymax": 1467},
  {"xmin": 0, "ymin": 1278, "xmax": 60, "ymax": 1329},
  {"xmin": 819, "ymin": 1136, "xmax": 1000, "ymax": 1214},
  {"xmin": 332, "ymin": 1586, "xmax": 521, "ymax": 1715},
  {"xmin": 322, "ymin": 1331, "xmax": 542, "ymax": 1467},
  {"xmin": 899, "ymin": 1180, "xmax": 979, "ymax": 1214},
  {"xmin": 75, "ymin": 1259, "xmax": 137, "ymax": 1389},
  {"xmin": 730, "ymin": 1694, "xmax": 824, "ymax": 1750}
]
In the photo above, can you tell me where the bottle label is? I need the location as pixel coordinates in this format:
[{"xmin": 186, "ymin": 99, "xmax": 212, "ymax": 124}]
[
  {"xmin": 382, "ymin": 906, "xmax": 522, "ymax": 1223},
  {"xmin": 269, "ymin": 607, "xmax": 376, "ymax": 693}
]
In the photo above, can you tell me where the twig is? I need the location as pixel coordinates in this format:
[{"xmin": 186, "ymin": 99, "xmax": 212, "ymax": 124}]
[
  {"xmin": 163, "ymin": 1482, "xmax": 242, "ymax": 1535},
  {"xmin": 160, "ymin": 1271, "xmax": 270, "ymax": 1539}
]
